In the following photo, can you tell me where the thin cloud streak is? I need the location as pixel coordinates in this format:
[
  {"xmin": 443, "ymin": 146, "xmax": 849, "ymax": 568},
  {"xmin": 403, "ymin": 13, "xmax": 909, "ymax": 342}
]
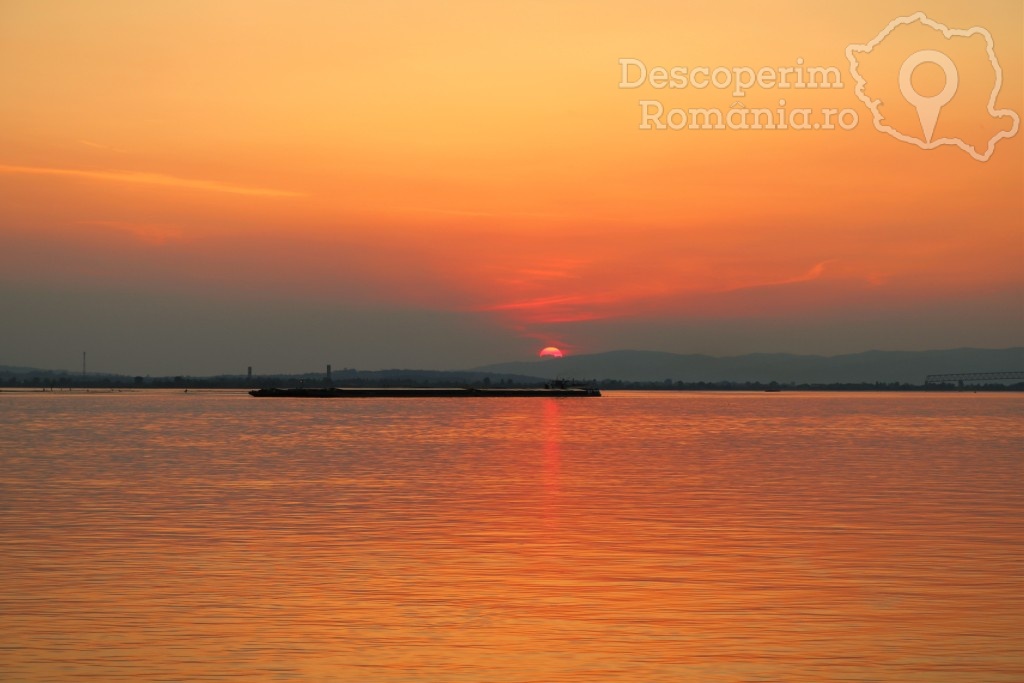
[
  {"xmin": 717, "ymin": 260, "xmax": 837, "ymax": 294},
  {"xmin": 0, "ymin": 164, "xmax": 306, "ymax": 198},
  {"xmin": 77, "ymin": 220, "xmax": 185, "ymax": 246},
  {"xmin": 77, "ymin": 140, "xmax": 128, "ymax": 153}
]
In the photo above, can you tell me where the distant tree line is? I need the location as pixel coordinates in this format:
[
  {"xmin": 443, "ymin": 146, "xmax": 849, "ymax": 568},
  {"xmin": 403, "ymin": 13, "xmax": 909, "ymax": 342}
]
[{"xmin": 1, "ymin": 372, "xmax": 1021, "ymax": 391}]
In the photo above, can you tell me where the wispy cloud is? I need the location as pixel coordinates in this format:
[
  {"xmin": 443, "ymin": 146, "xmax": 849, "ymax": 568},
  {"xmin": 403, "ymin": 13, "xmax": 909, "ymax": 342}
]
[
  {"xmin": 719, "ymin": 260, "xmax": 835, "ymax": 293},
  {"xmin": 77, "ymin": 140, "xmax": 128, "ymax": 153},
  {"xmin": 780, "ymin": 260, "xmax": 831, "ymax": 285},
  {"xmin": 0, "ymin": 164, "xmax": 305, "ymax": 198},
  {"xmin": 485, "ymin": 294, "xmax": 587, "ymax": 312},
  {"xmin": 479, "ymin": 288, "xmax": 662, "ymax": 324},
  {"xmin": 404, "ymin": 206, "xmax": 568, "ymax": 220},
  {"xmin": 77, "ymin": 220, "xmax": 185, "ymax": 246}
]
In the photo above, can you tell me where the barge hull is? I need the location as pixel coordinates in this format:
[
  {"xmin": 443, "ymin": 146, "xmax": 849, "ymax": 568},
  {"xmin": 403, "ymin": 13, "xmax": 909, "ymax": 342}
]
[{"xmin": 249, "ymin": 387, "xmax": 600, "ymax": 398}]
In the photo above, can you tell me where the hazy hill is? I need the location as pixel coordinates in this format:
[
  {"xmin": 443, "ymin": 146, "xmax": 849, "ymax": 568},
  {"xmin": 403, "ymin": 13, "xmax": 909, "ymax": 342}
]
[{"xmin": 474, "ymin": 348, "xmax": 1024, "ymax": 384}]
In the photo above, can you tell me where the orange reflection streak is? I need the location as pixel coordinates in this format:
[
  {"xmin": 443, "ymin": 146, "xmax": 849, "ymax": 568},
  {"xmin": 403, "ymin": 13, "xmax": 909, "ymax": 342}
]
[{"xmin": 541, "ymin": 399, "xmax": 562, "ymax": 526}]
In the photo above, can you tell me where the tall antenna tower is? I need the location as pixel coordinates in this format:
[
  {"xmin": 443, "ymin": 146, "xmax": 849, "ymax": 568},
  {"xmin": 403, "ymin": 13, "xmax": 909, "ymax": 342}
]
[{"xmin": 82, "ymin": 351, "xmax": 87, "ymax": 378}]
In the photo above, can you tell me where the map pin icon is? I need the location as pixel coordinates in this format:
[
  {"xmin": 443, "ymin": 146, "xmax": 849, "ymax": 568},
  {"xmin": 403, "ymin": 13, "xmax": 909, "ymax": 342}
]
[{"xmin": 899, "ymin": 50, "xmax": 958, "ymax": 144}]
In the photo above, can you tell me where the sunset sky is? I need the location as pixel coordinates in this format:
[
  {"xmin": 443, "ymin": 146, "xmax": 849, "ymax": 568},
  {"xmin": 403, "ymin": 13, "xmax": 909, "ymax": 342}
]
[{"xmin": 1, "ymin": 0, "xmax": 1021, "ymax": 374}]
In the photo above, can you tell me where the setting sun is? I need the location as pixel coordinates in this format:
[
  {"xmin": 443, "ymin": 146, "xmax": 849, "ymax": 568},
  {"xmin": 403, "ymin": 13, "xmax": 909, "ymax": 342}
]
[{"xmin": 539, "ymin": 347, "xmax": 564, "ymax": 358}]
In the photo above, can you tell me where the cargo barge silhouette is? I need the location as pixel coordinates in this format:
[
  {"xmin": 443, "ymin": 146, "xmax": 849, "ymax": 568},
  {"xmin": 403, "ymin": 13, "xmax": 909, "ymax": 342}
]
[{"xmin": 249, "ymin": 383, "xmax": 600, "ymax": 398}]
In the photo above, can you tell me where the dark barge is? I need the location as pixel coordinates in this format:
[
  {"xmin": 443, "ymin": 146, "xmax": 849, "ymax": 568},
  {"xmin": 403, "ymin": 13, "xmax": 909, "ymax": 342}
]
[{"xmin": 249, "ymin": 385, "xmax": 600, "ymax": 398}]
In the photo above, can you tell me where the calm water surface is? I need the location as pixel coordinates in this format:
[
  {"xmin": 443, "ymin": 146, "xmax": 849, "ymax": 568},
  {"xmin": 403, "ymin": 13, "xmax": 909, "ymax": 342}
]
[{"xmin": 1, "ymin": 391, "xmax": 1021, "ymax": 682}]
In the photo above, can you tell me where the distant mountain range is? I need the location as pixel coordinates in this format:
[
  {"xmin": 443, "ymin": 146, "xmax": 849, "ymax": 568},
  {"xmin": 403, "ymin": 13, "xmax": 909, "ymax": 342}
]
[{"xmin": 474, "ymin": 348, "xmax": 1024, "ymax": 385}]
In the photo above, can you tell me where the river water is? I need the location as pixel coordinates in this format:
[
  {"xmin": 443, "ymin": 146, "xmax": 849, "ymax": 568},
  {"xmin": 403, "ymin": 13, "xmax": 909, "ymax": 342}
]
[{"xmin": 1, "ymin": 390, "xmax": 1021, "ymax": 681}]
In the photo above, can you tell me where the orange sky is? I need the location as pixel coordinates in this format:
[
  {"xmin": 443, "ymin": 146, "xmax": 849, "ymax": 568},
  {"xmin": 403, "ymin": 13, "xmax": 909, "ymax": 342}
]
[{"xmin": 0, "ymin": 0, "xmax": 1021, "ymax": 372}]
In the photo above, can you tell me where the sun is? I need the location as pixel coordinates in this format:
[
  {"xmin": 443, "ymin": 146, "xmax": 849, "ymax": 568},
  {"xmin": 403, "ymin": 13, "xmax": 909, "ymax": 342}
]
[{"xmin": 539, "ymin": 346, "xmax": 564, "ymax": 358}]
